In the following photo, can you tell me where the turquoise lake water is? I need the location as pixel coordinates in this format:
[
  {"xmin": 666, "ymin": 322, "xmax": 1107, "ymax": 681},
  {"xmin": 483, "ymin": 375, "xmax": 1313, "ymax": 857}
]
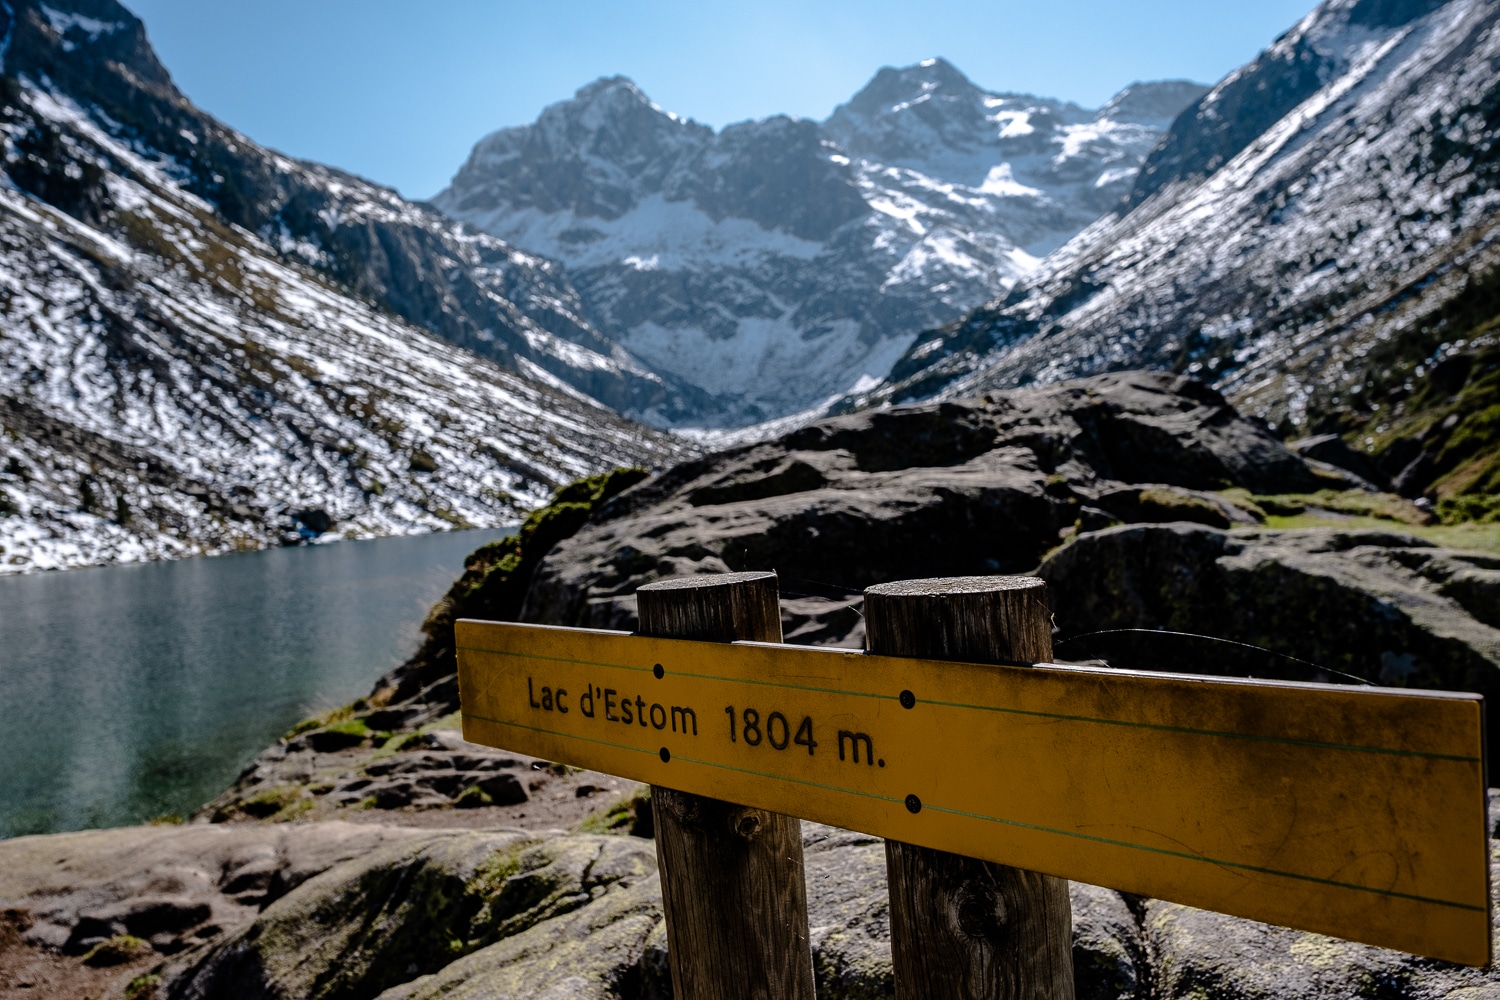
[{"xmin": 0, "ymin": 528, "xmax": 513, "ymax": 838}]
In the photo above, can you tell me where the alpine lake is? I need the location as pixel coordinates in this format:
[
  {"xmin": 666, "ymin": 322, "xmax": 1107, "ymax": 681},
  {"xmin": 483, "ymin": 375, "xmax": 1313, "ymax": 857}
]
[{"xmin": 0, "ymin": 527, "xmax": 515, "ymax": 838}]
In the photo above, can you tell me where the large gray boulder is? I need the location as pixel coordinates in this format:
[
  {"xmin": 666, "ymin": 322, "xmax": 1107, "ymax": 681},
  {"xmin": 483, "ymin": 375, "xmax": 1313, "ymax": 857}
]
[
  {"xmin": 522, "ymin": 372, "xmax": 1321, "ymax": 632},
  {"xmin": 0, "ymin": 821, "xmax": 436, "ymax": 958},
  {"xmin": 1038, "ymin": 523, "xmax": 1500, "ymax": 707},
  {"xmin": 371, "ymin": 872, "xmax": 666, "ymax": 1000},
  {"xmin": 163, "ymin": 831, "xmax": 657, "ymax": 1000},
  {"xmin": 1142, "ymin": 879, "xmax": 1500, "ymax": 1000}
]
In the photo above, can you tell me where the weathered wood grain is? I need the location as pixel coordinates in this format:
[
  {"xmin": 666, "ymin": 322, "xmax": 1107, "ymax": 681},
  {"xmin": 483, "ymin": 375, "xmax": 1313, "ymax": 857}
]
[
  {"xmin": 637, "ymin": 571, "xmax": 816, "ymax": 1000},
  {"xmin": 865, "ymin": 575, "xmax": 1075, "ymax": 1000}
]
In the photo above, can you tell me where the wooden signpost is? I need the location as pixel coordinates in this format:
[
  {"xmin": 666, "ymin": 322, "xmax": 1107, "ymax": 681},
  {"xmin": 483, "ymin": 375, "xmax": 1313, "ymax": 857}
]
[{"xmin": 455, "ymin": 574, "xmax": 1491, "ymax": 988}]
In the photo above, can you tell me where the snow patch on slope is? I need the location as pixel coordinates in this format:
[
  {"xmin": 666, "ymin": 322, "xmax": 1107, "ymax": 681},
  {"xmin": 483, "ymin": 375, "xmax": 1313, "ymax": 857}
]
[{"xmin": 0, "ymin": 78, "xmax": 683, "ymax": 574}]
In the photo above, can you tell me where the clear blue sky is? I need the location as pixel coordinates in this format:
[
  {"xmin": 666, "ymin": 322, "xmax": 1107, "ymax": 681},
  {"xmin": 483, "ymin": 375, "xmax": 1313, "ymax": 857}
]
[{"xmin": 124, "ymin": 0, "xmax": 1319, "ymax": 200}]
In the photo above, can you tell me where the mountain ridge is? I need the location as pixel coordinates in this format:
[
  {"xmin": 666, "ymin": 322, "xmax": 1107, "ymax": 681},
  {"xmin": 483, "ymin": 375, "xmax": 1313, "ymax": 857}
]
[
  {"xmin": 0, "ymin": 0, "xmax": 707, "ymax": 417},
  {"xmin": 434, "ymin": 61, "xmax": 1208, "ymax": 427}
]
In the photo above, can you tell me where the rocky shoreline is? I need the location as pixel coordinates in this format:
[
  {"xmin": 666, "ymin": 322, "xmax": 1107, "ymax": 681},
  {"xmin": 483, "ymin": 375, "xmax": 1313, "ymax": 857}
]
[{"xmin": 5, "ymin": 372, "xmax": 1500, "ymax": 999}]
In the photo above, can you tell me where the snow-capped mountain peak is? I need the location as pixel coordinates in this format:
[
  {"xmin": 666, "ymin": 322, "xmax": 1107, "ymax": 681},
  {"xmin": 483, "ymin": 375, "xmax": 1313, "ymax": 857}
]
[
  {"xmin": 445, "ymin": 75, "xmax": 711, "ymax": 224},
  {"xmin": 824, "ymin": 56, "xmax": 1091, "ymax": 180},
  {"xmin": 435, "ymin": 61, "xmax": 1207, "ymax": 427},
  {"xmin": 835, "ymin": 56, "xmax": 993, "ymax": 120}
]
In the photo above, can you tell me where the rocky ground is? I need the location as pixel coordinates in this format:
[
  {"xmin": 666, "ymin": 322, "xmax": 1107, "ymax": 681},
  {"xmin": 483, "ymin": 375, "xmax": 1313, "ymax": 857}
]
[
  {"xmin": 4, "ymin": 371, "xmax": 1500, "ymax": 998},
  {"xmin": 3, "ymin": 796, "xmax": 1498, "ymax": 1000}
]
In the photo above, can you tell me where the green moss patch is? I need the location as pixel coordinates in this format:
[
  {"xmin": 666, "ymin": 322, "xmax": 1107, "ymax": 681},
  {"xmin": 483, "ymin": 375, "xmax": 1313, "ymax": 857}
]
[
  {"xmin": 1253, "ymin": 517, "xmax": 1500, "ymax": 556},
  {"xmin": 453, "ymin": 785, "xmax": 495, "ymax": 809},
  {"xmin": 124, "ymin": 973, "xmax": 161, "ymax": 1000},
  {"xmin": 1137, "ymin": 487, "xmax": 1233, "ymax": 527},
  {"xmin": 1217, "ymin": 489, "xmax": 1269, "ymax": 520},
  {"xmin": 1438, "ymin": 494, "xmax": 1500, "ymax": 524},
  {"xmin": 221, "ymin": 784, "xmax": 308, "ymax": 821},
  {"xmin": 1342, "ymin": 342, "xmax": 1500, "ymax": 512},
  {"xmin": 1235, "ymin": 489, "xmax": 1431, "ymax": 526},
  {"xmin": 282, "ymin": 700, "xmax": 365, "ymax": 740},
  {"xmin": 577, "ymin": 785, "xmax": 654, "ymax": 838},
  {"xmin": 387, "ymin": 468, "xmax": 650, "ymax": 703},
  {"xmin": 81, "ymin": 934, "xmax": 149, "ymax": 966}
]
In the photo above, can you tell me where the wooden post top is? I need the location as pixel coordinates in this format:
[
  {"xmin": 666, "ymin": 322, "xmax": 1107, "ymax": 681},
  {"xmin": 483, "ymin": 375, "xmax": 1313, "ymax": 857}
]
[
  {"xmin": 866, "ymin": 574, "xmax": 1052, "ymax": 664},
  {"xmin": 638, "ymin": 571, "xmax": 782, "ymax": 644},
  {"xmin": 638, "ymin": 570, "xmax": 778, "ymax": 592},
  {"xmin": 866, "ymin": 575, "xmax": 1046, "ymax": 596}
]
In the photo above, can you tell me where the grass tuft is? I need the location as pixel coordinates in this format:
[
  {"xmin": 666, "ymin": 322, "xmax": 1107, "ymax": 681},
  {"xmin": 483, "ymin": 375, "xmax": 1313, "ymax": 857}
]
[
  {"xmin": 577, "ymin": 785, "xmax": 654, "ymax": 838},
  {"xmin": 81, "ymin": 934, "xmax": 148, "ymax": 967}
]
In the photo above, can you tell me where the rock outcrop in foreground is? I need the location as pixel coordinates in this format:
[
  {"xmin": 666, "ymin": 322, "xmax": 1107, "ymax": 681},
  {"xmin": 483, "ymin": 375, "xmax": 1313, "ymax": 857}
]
[
  {"xmin": 5, "ymin": 815, "xmax": 1499, "ymax": 1000},
  {"xmin": 523, "ymin": 371, "xmax": 1328, "ymax": 637},
  {"xmin": 1041, "ymin": 522, "xmax": 1500, "ymax": 693},
  {"xmin": 5, "ymin": 371, "xmax": 1499, "ymax": 998}
]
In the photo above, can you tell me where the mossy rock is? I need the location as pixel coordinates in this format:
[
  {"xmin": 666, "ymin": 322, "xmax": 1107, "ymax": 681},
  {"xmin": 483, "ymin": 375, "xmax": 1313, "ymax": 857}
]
[
  {"xmin": 283, "ymin": 702, "xmax": 364, "ymax": 740},
  {"xmin": 1338, "ymin": 337, "xmax": 1500, "ymax": 509},
  {"xmin": 227, "ymin": 785, "xmax": 307, "ymax": 821},
  {"xmin": 451, "ymin": 785, "xmax": 494, "ymax": 809},
  {"xmin": 1137, "ymin": 487, "xmax": 1232, "ymax": 528},
  {"xmin": 301, "ymin": 719, "xmax": 375, "ymax": 753},
  {"xmin": 1440, "ymin": 494, "xmax": 1500, "ymax": 524},
  {"xmin": 161, "ymin": 832, "xmax": 659, "ymax": 1000},
  {"xmin": 82, "ymin": 933, "xmax": 149, "ymax": 966},
  {"xmin": 125, "ymin": 973, "xmax": 161, "ymax": 1000},
  {"xmin": 577, "ymin": 785, "xmax": 654, "ymax": 838},
  {"xmin": 1217, "ymin": 488, "xmax": 1268, "ymax": 521},
  {"xmin": 383, "ymin": 467, "xmax": 650, "ymax": 705},
  {"xmin": 1247, "ymin": 489, "xmax": 1431, "ymax": 526}
]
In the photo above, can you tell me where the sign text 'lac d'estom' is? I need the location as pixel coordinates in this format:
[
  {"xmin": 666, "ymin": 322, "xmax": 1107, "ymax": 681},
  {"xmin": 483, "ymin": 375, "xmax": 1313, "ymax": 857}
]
[{"xmin": 454, "ymin": 620, "xmax": 1490, "ymax": 966}]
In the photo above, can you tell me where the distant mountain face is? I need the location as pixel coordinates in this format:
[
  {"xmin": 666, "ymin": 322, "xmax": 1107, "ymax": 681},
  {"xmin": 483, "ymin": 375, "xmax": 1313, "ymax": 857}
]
[
  {"xmin": 821, "ymin": 63, "xmax": 1204, "ymax": 253},
  {"xmin": 433, "ymin": 63, "xmax": 1207, "ymax": 427},
  {"xmin": 0, "ymin": 0, "xmax": 684, "ymax": 573},
  {"xmin": 870, "ymin": 0, "xmax": 1500, "ymax": 439}
]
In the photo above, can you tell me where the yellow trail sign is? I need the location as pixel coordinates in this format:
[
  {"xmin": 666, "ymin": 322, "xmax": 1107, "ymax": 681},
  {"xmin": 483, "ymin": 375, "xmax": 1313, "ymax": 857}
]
[{"xmin": 455, "ymin": 620, "xmax": 1490, "ymax": 966}]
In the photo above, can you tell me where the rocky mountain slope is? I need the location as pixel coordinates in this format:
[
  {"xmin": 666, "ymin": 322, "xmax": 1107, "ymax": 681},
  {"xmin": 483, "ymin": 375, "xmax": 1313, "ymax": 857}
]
[
  {"xmin": 0, "ymin": 0, "xmax": 686, "ymax": 573},
  {"xmin": 870, "ymin": 0, "xmax": 1500, "ymax": 469},
  {"xmin": 433, "ymin": 63, "xmax": 1206, "ymax": 427},
  {"xmin": 2, "ymin": 0, "xmax": 686, "ymax": 415}
]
